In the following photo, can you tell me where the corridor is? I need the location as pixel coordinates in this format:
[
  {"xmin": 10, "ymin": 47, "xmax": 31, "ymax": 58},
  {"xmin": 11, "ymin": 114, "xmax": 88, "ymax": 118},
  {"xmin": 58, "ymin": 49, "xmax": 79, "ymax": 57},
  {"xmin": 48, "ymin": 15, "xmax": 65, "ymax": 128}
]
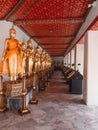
[{"xmin": 0, "ymin": 71, "xmax": 98, "ymax": 130}]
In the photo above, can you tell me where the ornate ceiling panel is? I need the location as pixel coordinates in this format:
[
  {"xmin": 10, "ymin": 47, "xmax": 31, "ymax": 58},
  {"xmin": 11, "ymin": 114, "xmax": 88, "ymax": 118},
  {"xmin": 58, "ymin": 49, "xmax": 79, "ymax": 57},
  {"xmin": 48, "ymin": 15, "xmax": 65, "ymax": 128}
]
[
  {"xmin": 41, "ymin": 45, "xmax": 68, "ymax": 48},
  {"xmin": 17, "ymin": 21, "xmax": 82, "ymax": 37},
  {"xmin": 32, "ymin": 37, "xmax": 72, "ymax": 45},
  {"xmin": 13, "ymin": 0, "xmax": 92, "ymax": 20},
  {"xmin": 8, "ymin": 0, "xmax": 35, "ymax": 21},
  {"xmin": 42, "ymin": 44, "xmax": 68, "ymax": 49},
  {"xmin": 77, "ymin": 37, "xmax": 84, "ymax": 44},
  {"xmin": 0, "ymin": 0, "xmax": 93, "ymax": 56},
  {"xmin": 0, "ymin": 0, "xmax": 19, "ymax": 19},
  {"xmin": 90, "ymin": 16, "xmax": 98, "ymax": 30}
]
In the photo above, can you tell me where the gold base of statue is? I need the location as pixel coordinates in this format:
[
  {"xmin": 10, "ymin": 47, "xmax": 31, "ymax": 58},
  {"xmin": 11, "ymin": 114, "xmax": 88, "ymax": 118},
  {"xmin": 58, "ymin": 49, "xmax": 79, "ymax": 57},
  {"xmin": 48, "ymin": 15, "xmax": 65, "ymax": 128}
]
[
  {"xmin": 40, "ymin": 80, "xmax": 46, "ymax": 91},
  {"xmin": 30, "ymin": 99, "xmax": 38, "ymax": 104},
  {"xmin": 0, "ymin": 107, "xmax": 8, "ymax": 113},
  {"xmin": 40, "ymin": 87, "xmax": 45, "ymax": 91},
  {"xmin": 18, "ymin": 109, "xmax": 30, "ymax": 115}
]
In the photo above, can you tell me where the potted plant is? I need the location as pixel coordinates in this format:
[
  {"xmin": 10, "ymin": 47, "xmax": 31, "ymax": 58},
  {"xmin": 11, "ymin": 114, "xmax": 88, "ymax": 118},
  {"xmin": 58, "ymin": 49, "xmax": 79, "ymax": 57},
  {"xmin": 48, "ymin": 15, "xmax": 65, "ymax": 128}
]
[{"xmin": 77, "ymin": 63, "xmax": 81, "ymax": 71}]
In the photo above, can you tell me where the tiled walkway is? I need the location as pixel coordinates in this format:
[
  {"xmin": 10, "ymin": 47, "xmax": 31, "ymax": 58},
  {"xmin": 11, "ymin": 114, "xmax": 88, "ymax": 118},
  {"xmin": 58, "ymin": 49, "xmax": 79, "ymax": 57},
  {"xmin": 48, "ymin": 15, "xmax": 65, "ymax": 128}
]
[
  {"xmin": 0, "ymin": 71, "xmax": 98, "ymax": 130},
  {"xmin": 45, "ymin": 71, "xmax": 69, "ymax": 94}
]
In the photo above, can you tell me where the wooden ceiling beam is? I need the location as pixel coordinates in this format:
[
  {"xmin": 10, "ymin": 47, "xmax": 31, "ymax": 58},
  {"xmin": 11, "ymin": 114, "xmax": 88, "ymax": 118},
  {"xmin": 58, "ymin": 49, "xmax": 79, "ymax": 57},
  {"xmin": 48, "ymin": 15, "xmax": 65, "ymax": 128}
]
[
  {"xmin": 16, "ymin": 0, "xmax": 40, "ymax": 21},
  {"xmin": 44, "ymin": 50, "xmax": 66, "ymax": 52},
  {"xmin": 32, "ymin": 36, "xmax": 74, "ymax": 38},
  {"xmin": 5, "ymin": 0, "xmax": 25, "ymax": 20},
  {"xmin": 41, "ymin": 46, "xmax": 68, "ymax": 49},
  {"xmin": 50, "ymin": 52, "xmax": 63, "ymax": 53},
  {"xmin": 46, "ymin": 51, "xmax": 65, "ymax": 52},
  {"xmin": 44, "ymin": 50, "xmax": 66, "ymax": 51},
  {"xmin": 45, "ymin": 47, "xmax": 65, "ymax": 50},
  {"xmin": 49, "ymin": 53, "xmax": 63, "ymax": 54},
  {"xmin": 43, "ymin": 48, "xmax": 66, "ymax": 49},
  {"xmin": 6, "ymin": 0, "xmax": 39, "ymax": 21},
  {"xmin": 41, "ymin": 45, "xmax": 68, "ymax": 47},
  {"xmin": 14, "ymin": 18, "xmax": 84, "ymax": 25},
  {"xmin": 39, "ymin": 43, "xmax": 69, "ymax": 45},
  {"xmin": 52, "ymin": 55, "xmax": 63, "ymax": 56}
]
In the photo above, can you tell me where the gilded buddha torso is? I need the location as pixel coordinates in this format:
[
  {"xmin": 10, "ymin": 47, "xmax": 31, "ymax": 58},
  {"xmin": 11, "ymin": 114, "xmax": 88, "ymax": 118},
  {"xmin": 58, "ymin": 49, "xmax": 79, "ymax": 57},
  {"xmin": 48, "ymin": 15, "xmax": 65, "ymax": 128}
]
[{"xmin": 7, "ymin": 38, "xmax": 19, "ymax": 50}]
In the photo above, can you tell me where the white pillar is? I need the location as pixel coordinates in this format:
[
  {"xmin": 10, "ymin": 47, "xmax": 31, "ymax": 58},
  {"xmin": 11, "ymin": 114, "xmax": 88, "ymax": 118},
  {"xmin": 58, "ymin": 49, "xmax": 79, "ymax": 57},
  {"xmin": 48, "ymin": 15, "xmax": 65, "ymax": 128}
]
[
  {"xmin": 63, "ymin": 56, "xmax": 66, "ymax": 66},
  {"xmin": 64, "ymin": 56, "xmax": 67, "ymax": 66},
  {"xmin": 83, "ymin": 31, "xmax": 98, "ymax": 106},
  {"xmin": 71, "ymin": 49, "xmax": 75, "ymax": 69},
  {"xmin": 74, "ymin": 46, "xmax": 77, "ymax": 70},
  {"xmin": 66, "ymin": 54, "xmax": 68, "ymax": 66},
  {"xmin": 70, "ymin": 52, "xmax": 72, "ymax": 68},
  {"xmin": 76, "ymin": 44, "xmax": 84, "ymax": 74},
  {"xmin": 67, "ymin": 53, "xmax": 70, "ymax": 67}
]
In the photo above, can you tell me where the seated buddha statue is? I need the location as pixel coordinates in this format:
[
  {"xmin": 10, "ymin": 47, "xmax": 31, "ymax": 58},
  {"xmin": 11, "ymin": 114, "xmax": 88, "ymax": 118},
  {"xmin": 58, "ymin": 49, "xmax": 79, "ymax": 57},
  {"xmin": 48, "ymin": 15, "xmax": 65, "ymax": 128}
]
[{"xmin": 2, "ymin": 26, "xmax": 21, "ymax": 81}]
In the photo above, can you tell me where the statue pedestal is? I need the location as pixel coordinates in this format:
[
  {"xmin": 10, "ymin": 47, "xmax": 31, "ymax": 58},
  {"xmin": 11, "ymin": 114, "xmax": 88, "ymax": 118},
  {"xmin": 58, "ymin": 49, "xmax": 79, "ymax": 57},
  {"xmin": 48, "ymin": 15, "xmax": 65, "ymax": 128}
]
[{"xmin": 4, "ymin": 90, "xmax": 32, "ymax": 110}]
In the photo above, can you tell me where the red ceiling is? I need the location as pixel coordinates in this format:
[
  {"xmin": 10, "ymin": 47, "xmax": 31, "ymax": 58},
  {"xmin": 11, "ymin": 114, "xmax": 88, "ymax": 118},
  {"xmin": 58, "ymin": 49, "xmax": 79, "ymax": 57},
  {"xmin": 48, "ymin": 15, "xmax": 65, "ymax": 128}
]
[
  {"xmin": 0, "ymin": 0, "xmax": 93, "ymax": 57},
  {"xmin": 0, "ymin": 0, "xmax": 19, "ymax": 19},
  {"xmin": 90, "ymin": 16, "xmax": 98, "ymax": 30}
]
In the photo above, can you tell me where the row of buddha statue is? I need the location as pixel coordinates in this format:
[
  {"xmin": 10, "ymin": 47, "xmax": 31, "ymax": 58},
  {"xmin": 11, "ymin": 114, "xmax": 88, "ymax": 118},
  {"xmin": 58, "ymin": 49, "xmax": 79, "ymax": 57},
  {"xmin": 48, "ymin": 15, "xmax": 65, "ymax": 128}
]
[{"xmin": 1, "ymin": 26, "xmax": 52, "ymax": 81}]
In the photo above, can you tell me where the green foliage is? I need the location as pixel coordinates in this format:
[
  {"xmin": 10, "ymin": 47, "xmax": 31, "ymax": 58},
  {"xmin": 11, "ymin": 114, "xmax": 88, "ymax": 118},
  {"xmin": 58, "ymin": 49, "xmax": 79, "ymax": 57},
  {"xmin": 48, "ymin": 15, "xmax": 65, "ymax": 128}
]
[
  {"xmin": 78, "ymin": 63, "xmax": 81, "ymax": 66},
  {"xmin": 71, "ymin": 63, "xmax": 74, "ymax": 66}
]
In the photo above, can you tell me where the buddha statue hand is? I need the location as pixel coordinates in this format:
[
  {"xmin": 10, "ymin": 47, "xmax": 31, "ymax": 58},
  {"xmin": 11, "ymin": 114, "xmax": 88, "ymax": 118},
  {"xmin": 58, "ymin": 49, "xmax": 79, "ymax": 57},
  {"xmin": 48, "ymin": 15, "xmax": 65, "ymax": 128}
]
[{"xmin": 2, "ymin": 56, "xmax": 5, "ymax": 61}]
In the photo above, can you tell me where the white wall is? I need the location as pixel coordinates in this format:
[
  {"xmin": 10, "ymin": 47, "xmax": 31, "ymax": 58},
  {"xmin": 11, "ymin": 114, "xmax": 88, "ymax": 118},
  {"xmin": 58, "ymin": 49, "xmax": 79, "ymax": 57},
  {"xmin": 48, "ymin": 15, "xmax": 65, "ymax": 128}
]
[
  {"xmin": 0, "ymin": 20, "xmax": 38, "ymax": 60},
  {"xmin": 63, "ymin": 56, "xmax": 66, "ymax": 66},
  {"xmin": 67, "ymin": 53, "xmax": 70, "ymax": 67},
  {"xmin": 71, "ymin": 49, "xmax": 75, "ymax": 69},
  {"xmin": 53, "ymin": 56, "xmax": 63, "ymax": 62}
]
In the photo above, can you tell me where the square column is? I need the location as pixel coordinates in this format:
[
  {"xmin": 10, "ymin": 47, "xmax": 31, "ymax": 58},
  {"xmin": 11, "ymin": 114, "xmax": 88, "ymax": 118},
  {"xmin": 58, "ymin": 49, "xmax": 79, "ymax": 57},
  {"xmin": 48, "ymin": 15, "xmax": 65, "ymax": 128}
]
[
  {"xmin": 65, "ymin": 55, "xmax": 68, "ymax": 66},
  {"xmin": 74, "ymin": 46, "xmax": 77, "ymax": 70},
  {"xmin": 67, "ymin": 53, "xmax": 70, "ymax": 67},
  {"xmin": 76, "ymin": 44, "xmax": 84, "ymax": 74},
  {"xmin": 63, "ymin": 56, "xmax": 66, "ymax": 66},
  {"xmin": 66, "ymin": 54, "xmax": 68, "ymax": 66},
  {"xmin": 70, "ymin": 52, "xmax": 72, "ymax": 68},
  {"xmin": 71, "ymin": 49, "xmax": 75, "ymax": 69},
  {"xmin": 83, "ymin": 31, "xmax": 98, "ymax": 105}
]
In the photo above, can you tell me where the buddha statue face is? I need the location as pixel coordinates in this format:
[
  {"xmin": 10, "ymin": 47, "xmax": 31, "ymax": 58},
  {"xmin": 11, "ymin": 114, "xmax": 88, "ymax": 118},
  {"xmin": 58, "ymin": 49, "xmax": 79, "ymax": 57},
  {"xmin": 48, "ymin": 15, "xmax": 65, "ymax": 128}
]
[
  {"xmin": 36, "ymin": 47, "xmax": 40, "ymax": 53},
  {"xmin": 10, "ymin": 28, "xmax": 16, "ymax": 38},
  {"xmin": 21, "ymin": 43, "xmax": 26, "ymax": 50},
  {"xmin": 43, "ymin": 50, "xmax": 45, "ymax": 54},
  {"xmin": 27, "ymin": 39, "xmax": 32, "ymax": 47}
]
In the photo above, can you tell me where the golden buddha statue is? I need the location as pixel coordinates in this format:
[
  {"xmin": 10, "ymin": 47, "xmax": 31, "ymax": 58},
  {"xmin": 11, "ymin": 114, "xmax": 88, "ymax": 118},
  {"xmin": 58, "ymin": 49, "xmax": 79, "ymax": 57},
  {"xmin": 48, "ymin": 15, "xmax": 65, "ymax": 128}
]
[
  {"xmin": 20, "ymin": 43, "xmax": 27, "ymax": 77},
  {"xmin": 40, "ymin": 50, "xmax": 46, "ymax": 71},
  {"xmin": 2, "ymin": 26, "xmax": 21, "ymax": 81},
  {"xmin": 45, "ymin": 54, "xmax": 52, "ymax": 69},
  {"xmin": 26, "ymin": 39, "xmax": 34, "ymax": 76},
  {"xmin": 34, "ymin": 46, "xmax": 41, "ymax": 73}
]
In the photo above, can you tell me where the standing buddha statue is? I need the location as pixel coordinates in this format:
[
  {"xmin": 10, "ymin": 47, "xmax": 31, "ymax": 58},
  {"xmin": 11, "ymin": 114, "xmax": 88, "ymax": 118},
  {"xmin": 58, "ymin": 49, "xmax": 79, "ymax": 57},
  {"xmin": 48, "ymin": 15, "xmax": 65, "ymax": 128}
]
[
  {"xmin": 26, "ymin": 39, "xmax": 34, "ymax": 76},
  {"xmin": 20, "ymin": 43, "xmax": 27, "ymax": 78},
  {"xmin": 40, "ymin": 50, "xmax": 46, "ymax": 71},
  {"xmin": 2, "ymin": 26, "xmax": 21, "ymax": 81},
  {"xmin": 34, "ymin": 46, "xmax": 41, "ymax": 73}
]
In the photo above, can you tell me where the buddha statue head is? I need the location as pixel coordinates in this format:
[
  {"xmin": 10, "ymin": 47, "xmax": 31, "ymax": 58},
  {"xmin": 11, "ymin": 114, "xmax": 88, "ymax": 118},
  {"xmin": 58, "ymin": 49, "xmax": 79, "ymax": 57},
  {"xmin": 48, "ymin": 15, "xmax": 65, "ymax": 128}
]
[
  {"xmin": 21, "ymin": 43, "xmax": 26, "ymax": 51},
  {"xmin": 27, "ymin": 39, "xmax": 32, "ymax": 47},
  {"xmin": 43, "ymin": 50, "xmax": 46, "ymax": 54},
  {"xmin": 36, "ymin": 46, "xmax": 40, "ymax": 53},
  {"xmin": 9, "ymin": 26, "xmax": 16, "ymax": 38}
]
